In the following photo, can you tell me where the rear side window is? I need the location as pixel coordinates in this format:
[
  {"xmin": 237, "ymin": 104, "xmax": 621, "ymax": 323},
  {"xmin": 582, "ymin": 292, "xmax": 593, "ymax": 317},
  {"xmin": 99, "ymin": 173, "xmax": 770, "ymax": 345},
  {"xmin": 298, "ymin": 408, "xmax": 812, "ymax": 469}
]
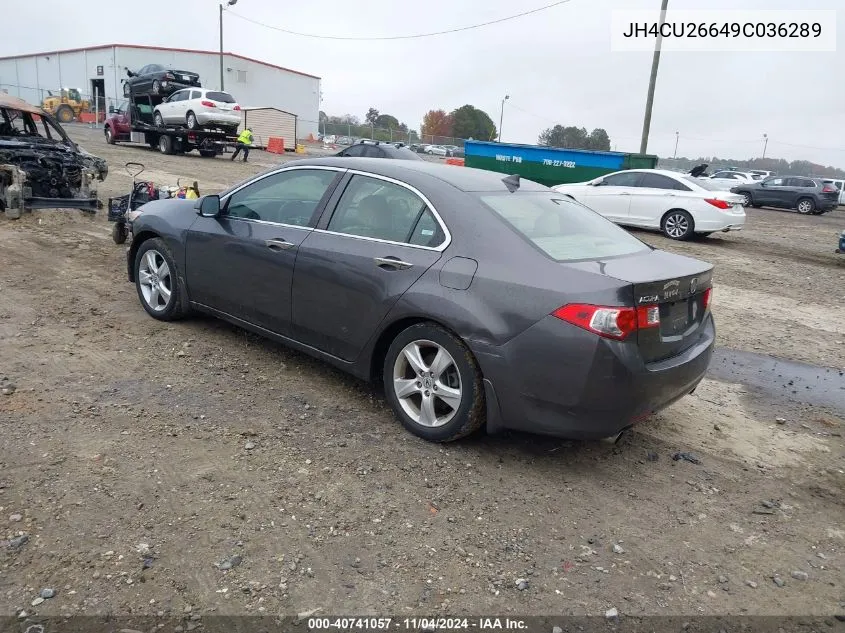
[
  {"xmin": 480, "ymin": 192, "xmax": 650, "ymax": 261},
  {"xmin": 206, "ymin": 91, "xmax": 235, "ymax": 103},
  {"xmin": 638, "ymin": 173, "xmax": 691, "ymax": 191}
]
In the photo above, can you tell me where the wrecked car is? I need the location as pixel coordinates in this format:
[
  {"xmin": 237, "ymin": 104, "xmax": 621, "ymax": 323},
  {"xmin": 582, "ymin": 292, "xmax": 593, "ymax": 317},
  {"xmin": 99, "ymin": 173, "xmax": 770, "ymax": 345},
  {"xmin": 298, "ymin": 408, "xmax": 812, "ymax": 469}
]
[{"xmin": 1, "ymin": 94, "xmax": 108, "ymax": 218}]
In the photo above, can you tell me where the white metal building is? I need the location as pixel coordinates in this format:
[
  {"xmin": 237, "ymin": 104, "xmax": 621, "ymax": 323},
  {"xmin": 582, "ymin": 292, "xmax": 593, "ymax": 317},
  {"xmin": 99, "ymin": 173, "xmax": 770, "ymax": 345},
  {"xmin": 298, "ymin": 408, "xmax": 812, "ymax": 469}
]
[
  {"xmin": 240, "ymin": 107, "xmax": 297, "ymax": 150},
  {"xmin": 0, "ymin": 43, "xmax": 321, "ymax": 140}
]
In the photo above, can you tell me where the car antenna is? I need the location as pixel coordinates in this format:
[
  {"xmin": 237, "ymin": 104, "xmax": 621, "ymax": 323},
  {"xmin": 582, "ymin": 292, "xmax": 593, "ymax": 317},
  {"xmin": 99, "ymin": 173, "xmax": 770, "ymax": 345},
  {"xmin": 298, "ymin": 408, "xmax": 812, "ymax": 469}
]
[{"xmin": 502, "ymin": 174, "xmax": 520, "ymax": 193}]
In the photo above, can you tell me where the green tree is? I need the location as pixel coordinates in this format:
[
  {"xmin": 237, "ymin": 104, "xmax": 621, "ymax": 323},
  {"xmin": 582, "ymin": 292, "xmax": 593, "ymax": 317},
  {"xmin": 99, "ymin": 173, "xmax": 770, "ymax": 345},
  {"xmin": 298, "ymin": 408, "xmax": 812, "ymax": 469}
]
[
  {"xmin": 449, "ymin": 105, "xmax": 496, "ymax": 141},
  {"xmin": 375, "ymin": 114, "xmax": 400, "ymax": 130},
  {"xmin": 365, "ymin": 108, "xmax": 380, "ymax": 125},
  {"xmin": 586, "ymin": 128, "xmax": 611, "ymax": 151},
  {"xmin": 538, "ymin": 125, "xmax": 588, "ymax": 148}
]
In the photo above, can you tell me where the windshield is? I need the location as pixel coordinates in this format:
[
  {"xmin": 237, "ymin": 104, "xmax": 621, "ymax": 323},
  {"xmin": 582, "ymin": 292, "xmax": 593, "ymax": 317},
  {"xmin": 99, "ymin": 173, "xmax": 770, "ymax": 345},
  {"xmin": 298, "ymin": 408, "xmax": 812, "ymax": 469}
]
[
  {"xmin": 206, "ymin": 91, "xmax": 236, "ymax": 103},
  {"xmin": 683, "ymin": 176, "xmax": 726, "ymax": 191},
  {"xmin": 480, "ymin": 192, "xmax": 650, "ymax": 261}
]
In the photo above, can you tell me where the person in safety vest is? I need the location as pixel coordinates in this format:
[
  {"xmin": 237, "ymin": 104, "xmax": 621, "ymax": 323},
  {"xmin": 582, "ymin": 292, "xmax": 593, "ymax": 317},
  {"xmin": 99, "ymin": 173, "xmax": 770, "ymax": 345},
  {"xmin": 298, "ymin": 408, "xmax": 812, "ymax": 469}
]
[{"xmin": 231, "ymin": 127, "xmax": 253, "ymax": 162}]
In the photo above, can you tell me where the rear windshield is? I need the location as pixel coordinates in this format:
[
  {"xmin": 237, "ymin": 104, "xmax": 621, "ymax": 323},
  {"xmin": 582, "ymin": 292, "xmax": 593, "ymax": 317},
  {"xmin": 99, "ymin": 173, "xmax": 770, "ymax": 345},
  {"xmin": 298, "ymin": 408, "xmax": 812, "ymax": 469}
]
[
  {"xmin": 480, "ymin": 192, "xmax": 649, "ymax": 261},
  {"xmin": 205, "ymin": 91, "xmax": 236, "ymax": 103},
  {"xmin": 390, "ymin": 147, "xmax": 423, "ymax": 160}
]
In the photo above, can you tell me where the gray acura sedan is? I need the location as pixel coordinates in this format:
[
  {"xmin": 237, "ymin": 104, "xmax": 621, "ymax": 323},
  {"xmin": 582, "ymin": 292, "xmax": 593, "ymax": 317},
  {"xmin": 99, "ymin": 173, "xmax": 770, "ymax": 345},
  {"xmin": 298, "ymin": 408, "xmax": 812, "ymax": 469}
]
[{"xmin": 126, "ymin": 157, "xmax": 715, "ymax": 442}]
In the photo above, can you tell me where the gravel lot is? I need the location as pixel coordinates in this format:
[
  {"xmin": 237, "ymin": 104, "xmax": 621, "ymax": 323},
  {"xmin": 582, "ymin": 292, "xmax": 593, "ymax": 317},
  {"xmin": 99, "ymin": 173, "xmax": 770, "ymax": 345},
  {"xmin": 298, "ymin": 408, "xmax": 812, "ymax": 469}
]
[{"xmin": 1, "ymin": 126, "xmax": 844, "ymax": 622}]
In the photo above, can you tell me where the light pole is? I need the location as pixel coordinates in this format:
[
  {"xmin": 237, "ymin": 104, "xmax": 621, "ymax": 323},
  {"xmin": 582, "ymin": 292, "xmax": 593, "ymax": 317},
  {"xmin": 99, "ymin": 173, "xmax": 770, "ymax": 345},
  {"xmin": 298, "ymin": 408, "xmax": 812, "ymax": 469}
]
[
  {"xmin": 639, "ymin": 0, "xmax": 669, "ymax": 154},
  {"xmin": 219, "ymin": 0, "xmax": 238, "ymax": 91},
  {"xmin": 673, "ymin": 131, "xmax": 679, "ymax": 158},
  {"xmin": 762, "ymin": 133, "xmax": 768, "ymax": 158},
  {"xmin": 498, "ymin": 95, "xmax": 509, "ymax": 143}
]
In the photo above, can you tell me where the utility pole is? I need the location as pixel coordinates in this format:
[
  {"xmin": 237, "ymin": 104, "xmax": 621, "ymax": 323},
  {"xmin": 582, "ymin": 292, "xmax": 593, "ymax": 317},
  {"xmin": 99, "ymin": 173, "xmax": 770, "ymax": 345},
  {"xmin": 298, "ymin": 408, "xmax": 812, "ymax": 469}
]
[
  {"xmin": 673, "ymin": 131, "xmax": 679, "ymax": 158},
  {"xmin": 639, "ymin": 0, "xmax": 669, "ymax": 154},
  {"xmin": 762, "ymin": 133, "xmax": 768, "ymax": 158},
  {"xmin": 219, "ymin": 0, "xmax": 238, "ymax": 91},
  {"xmin": 498, "ymin": 95, "xmax": 509, "ymax": 143}
]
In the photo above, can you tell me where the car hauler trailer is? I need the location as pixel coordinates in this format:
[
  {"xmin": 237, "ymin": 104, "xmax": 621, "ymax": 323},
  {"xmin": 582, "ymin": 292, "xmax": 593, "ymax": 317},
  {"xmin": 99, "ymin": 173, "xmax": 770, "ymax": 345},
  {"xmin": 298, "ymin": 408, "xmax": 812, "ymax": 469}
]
[
  {"xmin": 104, "ymin": 94, "xmax": 238, "ymax": 158},
  {"xmin": 463, "ymin": 140, "xmax": 658, "ymax": 187}
]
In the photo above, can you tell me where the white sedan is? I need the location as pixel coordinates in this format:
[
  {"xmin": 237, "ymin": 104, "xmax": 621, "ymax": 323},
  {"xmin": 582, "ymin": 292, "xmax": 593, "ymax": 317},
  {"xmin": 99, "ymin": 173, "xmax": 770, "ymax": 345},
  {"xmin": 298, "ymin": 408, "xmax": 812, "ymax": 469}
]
[
  {"xmin": 704, "ymin": 170, "xmax": 761, "ymax": 191},
  {"xmin": 551, "ymin": 169, "xmax": 746, "ymax": 240},
  {"xmin": 153, "ymin": 88, "xmax": 242, "ymax": 132}
]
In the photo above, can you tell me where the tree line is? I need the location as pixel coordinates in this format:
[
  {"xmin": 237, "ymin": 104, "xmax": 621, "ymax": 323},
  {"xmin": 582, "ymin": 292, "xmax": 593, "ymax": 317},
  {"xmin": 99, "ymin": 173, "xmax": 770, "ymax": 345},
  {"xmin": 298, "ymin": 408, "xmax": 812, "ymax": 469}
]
[{"xmin": 659, "ymin": 156, "xmax": 845, "ymax": 179}]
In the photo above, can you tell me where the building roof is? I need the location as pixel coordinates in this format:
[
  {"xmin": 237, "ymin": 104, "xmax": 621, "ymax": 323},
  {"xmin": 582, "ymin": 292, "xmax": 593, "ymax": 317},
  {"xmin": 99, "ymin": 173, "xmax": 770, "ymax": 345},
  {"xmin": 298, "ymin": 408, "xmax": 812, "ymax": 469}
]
[{"xmin": 0, "ymin": 43, "xmax": 320, "ymax": 80}]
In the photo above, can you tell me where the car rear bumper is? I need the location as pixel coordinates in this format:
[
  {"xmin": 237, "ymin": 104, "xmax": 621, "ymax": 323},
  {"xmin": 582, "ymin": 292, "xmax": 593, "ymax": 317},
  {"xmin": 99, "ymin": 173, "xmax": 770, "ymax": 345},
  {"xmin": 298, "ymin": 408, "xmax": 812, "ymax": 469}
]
[
  {"xmin": 473, "ymin": 314, "xmax": 715, "ymax": 440},
  {"xmin": 196, "ymin": 112, "xmax": 241, "ymax": 127},
  {"xmin": 695, "ymin": 214, "xmax": 746, "ymax": 232}
]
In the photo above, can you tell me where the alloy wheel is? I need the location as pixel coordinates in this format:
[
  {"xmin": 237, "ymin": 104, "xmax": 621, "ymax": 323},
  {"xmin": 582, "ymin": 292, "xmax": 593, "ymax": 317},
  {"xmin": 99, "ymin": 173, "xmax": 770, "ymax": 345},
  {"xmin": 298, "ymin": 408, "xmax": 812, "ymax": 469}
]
[
  {"xmin": 664, "ymin": 213, "xmax": 690, "ymax": 239},
  {"xmin": 392, "ymin": 340, "xmax": 462, "ymax": 428},
  {"xmin": 741, "ymin": 193, "xmax": 751, "ymax": 206},
  {"xmin": 797, "ymin": 200, "xmax": 813, "ymax": 214},
  {"xmin": 138, "ymin": 250, "xmax": 173, "ymax": 312}
]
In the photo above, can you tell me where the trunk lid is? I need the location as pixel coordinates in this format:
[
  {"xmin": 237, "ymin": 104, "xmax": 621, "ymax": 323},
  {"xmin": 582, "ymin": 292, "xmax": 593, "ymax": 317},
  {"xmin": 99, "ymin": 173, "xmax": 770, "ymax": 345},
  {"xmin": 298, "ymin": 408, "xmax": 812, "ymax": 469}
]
[
  {"xmin": 171, "ymin": 70, "xmax": 201, "ymax": 85},
  {"xmin": 566, "ymin": 250, "xmax": 714, "ymax": 363}
]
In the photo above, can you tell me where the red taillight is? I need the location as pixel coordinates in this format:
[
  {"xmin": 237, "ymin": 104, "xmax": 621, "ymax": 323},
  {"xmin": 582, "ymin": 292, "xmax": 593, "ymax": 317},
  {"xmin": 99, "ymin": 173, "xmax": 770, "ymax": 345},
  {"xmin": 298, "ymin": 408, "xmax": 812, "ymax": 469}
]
[
  {"xmin": 164, "ymin": 73, "xmax": 175, "ymax": 80},
  {"xmin": 822, "ymin": 185, "xmax": 836, "ymax": 193},
  {"xmin": 552, "ymin": 303, "xmax": 659, "ymax": 340},
  {"xmin": 705, "ymin": 198, "xmax": 732, "ymax": 209},
  {"xmin": 201, "ymin": 100, "xmax": 216, "ymax": 107},
  {"xmin": 233, "ymin": 105, "xmax": 241, "ymax": 111},
  {"xmin": 703, "ymin": 287, "xmax": 712, "ymax": 311}
]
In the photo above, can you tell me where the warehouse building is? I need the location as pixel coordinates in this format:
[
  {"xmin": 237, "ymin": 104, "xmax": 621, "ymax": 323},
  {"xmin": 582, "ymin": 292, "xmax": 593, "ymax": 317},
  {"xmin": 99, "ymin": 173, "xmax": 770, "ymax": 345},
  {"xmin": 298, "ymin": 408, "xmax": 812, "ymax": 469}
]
[{"xmin": 0, "ymin": 43, "xmax": 321, "ymax": 139}]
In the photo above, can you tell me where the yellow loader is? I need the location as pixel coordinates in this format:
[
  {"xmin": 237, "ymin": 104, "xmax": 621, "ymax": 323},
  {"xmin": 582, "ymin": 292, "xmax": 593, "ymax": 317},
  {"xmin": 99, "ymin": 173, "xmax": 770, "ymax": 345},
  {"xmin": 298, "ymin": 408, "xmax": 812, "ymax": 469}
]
[{"xmin": 41, "ymin": 88, "xmax": 90, "ymax": 123}]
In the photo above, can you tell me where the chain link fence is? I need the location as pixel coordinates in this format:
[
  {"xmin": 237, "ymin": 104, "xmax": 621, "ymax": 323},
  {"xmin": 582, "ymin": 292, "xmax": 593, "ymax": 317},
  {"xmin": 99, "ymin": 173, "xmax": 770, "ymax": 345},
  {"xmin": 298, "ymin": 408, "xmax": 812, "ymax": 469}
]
[
  {"xmin": 299, "ymin": 119, "xmax": 468, "ymax": 148},
  {"xmin": 0, "ymin": 82, "xmax": 130, "ymax": 125}
]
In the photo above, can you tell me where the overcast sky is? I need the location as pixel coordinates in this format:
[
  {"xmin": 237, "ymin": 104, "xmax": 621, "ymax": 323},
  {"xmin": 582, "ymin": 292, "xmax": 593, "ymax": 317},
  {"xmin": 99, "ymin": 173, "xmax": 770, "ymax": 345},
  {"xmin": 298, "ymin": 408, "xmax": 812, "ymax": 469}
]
[{"xmin": 3, "ymin": 0, "xmax": 843, "ymax": 167}]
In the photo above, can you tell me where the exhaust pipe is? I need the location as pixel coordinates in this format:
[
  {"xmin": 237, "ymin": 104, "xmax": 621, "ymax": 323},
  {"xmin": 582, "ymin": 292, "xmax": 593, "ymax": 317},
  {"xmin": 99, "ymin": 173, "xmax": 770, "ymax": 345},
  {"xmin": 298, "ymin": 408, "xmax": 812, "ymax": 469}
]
[{"xmin": 601, "ymin": 426, "xmax": 632, "ymax": 445}]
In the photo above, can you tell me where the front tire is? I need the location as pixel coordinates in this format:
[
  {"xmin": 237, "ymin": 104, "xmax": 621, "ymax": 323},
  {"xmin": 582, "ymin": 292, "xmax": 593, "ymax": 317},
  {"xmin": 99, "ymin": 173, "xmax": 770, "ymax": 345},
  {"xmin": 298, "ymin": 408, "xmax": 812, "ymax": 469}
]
[
  {"xmin": 56, "ymin": 105, "xmax": 74, "ymax": 123},
  {"xmin": 796, "ymin": 198, "xmax": 815, "ymax": 214},
  {"xmin": 152, "ymin": 79, "xmax": 162, "ymax": 94},
  {"xmin": 383, "ymin": 323, "xmax": 485, "ymax": 442},
  {"xmin": 154, "ymin": 111, "xmax": 165, "ymax": 128},
  {"xmin": 134, "ymin": 238, "xmax": 191, "ymax": 321},
  {"xmin": 739, "ymin": 191, "xmax": 753, "ymax": 207},
  {"xmin": 661, "ymin": 209, "xmax": 694, "ymax": 240},
  {"xmin": 104, "ymin": 126, "xmax": 115, "ymax": 145}
]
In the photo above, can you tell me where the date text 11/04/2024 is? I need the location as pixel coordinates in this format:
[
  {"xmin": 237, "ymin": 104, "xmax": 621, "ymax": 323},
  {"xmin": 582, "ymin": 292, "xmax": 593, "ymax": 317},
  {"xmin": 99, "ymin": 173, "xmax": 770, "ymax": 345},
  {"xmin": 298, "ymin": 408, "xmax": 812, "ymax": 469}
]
[
  {"xmin": 306, "ymin": 617, "xmax": 529, "ymax": 630},
  {"xmin": 495, "ymin": 154, "xmax": 576, "ymax": 169}
]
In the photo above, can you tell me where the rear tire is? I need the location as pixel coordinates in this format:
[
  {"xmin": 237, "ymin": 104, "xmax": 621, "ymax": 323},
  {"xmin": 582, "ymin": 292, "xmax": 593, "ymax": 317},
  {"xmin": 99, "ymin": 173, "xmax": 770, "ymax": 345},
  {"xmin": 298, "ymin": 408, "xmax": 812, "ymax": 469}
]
[
  {"xmin": 123, "ymin": 82, "xmax": 131, "ymax": 98},
  {"xmin": 186, "ymin": 112, "xmax": 199, "ymax": 130},
  {"xmin": 382, "ymin": 323, "xmax": 485, "ymax": 442},
  {"xmin": 134, "ymin": 238, "xmax": 191, "ymax": 321},
  {"xmin": 796, "ymin": 198, "xmax": 815, "ymax": 214},
  {"xmin": 738, "ymin": 191, "xmax": 753, "ymax": 207},
  {"xmin": 112, "ymin": 222, "xmax": 128, "ymax": 244},
  {"xmin": 152, "ymin": 79, "xmax": 162, "ymax": 94},
  {"xmin": 661, "ymin": 210, "xmax": 695, "ymax": 240}
]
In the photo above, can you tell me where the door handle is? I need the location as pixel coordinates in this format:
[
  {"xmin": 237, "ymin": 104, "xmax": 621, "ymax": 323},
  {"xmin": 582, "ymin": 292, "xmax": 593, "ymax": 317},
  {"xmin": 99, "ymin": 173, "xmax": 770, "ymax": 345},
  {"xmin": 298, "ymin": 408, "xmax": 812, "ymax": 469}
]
[
  {"xmin": 265, "ymin": 238, "xmax": 295, "ymax": 251},
  {"xmin": 374, "ymin": 256, "xmax": 413, "ymax": 270}
]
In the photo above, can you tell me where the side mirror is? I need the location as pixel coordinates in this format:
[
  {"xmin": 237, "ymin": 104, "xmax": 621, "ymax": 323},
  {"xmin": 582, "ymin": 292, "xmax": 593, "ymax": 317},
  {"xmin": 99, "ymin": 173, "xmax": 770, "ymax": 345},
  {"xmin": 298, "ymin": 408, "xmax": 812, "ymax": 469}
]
[{"xmin": 196, "ymin": 194, "xmax": 221, "ymax": 217}]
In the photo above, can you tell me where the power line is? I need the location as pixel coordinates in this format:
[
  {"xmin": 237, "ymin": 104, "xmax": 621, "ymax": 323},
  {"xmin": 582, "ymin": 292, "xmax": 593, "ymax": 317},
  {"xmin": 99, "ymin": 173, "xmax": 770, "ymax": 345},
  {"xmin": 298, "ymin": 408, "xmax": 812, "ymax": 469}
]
[{"xmin": 227, "ymin": 0, "xmax": 572, "ymax": 41}]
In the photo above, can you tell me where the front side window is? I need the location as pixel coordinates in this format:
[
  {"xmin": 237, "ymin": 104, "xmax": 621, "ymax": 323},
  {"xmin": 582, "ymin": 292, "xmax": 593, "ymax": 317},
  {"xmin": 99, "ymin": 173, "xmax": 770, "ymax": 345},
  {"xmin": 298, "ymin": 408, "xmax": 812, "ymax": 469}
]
[
  {"xmin": 600, "ymin": 172, "xmax": 642, "ymax": 187},
  {"xmin": 767, "ymin": 177, "xmax": 786, "ymax": 186},
  {"xmin": 225, "ymin": 169, "xmax": 338, "ymax": 225},
  {"xmin": 480, "ymin": 192, "xmax": 650, "ymax": 262},
  {"xmin": 327, "ymin": 175, "xmax": 443, "ymax": 246}
]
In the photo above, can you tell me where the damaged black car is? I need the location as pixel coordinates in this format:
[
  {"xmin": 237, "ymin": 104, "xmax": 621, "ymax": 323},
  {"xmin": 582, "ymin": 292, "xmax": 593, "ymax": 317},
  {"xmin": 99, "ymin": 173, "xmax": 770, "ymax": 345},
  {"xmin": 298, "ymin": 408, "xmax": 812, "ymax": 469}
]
[{"xmin": 1, "ymin": 94, "xmax": 108, "ymax": 218}]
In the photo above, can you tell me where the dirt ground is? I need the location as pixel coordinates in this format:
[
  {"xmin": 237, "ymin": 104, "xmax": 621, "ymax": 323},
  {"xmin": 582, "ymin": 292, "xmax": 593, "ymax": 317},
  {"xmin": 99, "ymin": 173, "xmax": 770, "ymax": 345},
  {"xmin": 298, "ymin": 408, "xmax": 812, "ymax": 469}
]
[{"xmin": 1, "ymin": 126, "xmax": 844, "ymax": 622}]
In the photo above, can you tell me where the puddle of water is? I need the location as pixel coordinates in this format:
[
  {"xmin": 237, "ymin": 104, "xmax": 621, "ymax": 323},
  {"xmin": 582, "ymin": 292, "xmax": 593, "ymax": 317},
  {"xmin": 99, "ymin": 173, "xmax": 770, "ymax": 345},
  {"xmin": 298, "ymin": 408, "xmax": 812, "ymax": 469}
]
[{"xmin": 708, "ymin": 348, "xmax": 845, "ymax": 415}]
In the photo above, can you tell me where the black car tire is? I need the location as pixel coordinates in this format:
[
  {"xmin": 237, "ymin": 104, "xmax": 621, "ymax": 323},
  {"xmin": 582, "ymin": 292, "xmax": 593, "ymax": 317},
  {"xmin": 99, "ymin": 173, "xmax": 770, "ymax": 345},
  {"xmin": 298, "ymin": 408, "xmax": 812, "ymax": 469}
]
[
  {"xmin": 152, "ymin": 79, "xmax": 162, "ymax": 94},
  {"xmin": 123, "ymin": 83, "xmax": 131, "ymax": 98},
  {"xmin": 134, "ymin": 238, "xmax": 191, "ymax": 321},
  {"xmin": 383, "ymin": 323, "xmax": 486, "ymax": 442},
  {"xmin": 104, "ymin": 126, "xmax": 115, "ymax": 145},
  {"xmin": 154, "ymin": 112, "xmax": 165, "ymax": 128},
  {"xmin": 796, "ymin": 198, "xmax": 815, "ymax": 214},
  {"xmin": 186, "ymin": 112, "xmax": 199, "ymax": 130},
  {"xmin": 112, "ymin": 222, "xmax": 128, "ymax": 244},
  {"xmin": 55, "ymin": 105, "xmax": 74, "ymax": 123},
  {"xmin": 661, "ymin": 209, "xmax": 695, "ymax": 240},
  {"xmin": 158, "ymin": 135, "xmax": 174, "ymax": 155},
  {"xmin": 738, "ymin": 191, "xmax": 753, "ymax": 207}
]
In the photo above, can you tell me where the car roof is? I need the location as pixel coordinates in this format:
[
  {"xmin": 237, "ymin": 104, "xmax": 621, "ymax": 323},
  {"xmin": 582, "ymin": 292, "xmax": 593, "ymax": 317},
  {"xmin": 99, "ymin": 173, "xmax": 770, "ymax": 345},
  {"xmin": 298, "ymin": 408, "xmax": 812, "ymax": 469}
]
[{"xmin": 278, "ymin": 156, "xmax": 551, "ymax": 193}]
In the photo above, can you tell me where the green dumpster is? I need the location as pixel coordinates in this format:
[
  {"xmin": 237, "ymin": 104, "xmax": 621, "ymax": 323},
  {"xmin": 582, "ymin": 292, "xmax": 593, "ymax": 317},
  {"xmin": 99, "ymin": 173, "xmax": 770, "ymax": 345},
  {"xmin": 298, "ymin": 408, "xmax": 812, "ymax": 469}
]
[{"xmin": 463, "ymin": 140, "xmax": 658, "ymax": 187}]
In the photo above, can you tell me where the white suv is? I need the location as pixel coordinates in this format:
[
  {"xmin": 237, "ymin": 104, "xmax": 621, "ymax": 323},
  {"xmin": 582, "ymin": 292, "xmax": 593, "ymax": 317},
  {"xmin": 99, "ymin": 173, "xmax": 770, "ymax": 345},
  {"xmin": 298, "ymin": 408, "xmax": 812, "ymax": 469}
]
[{"xmin": 153, "ymin": 89, "xmax": 242, "ymax": 132}]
